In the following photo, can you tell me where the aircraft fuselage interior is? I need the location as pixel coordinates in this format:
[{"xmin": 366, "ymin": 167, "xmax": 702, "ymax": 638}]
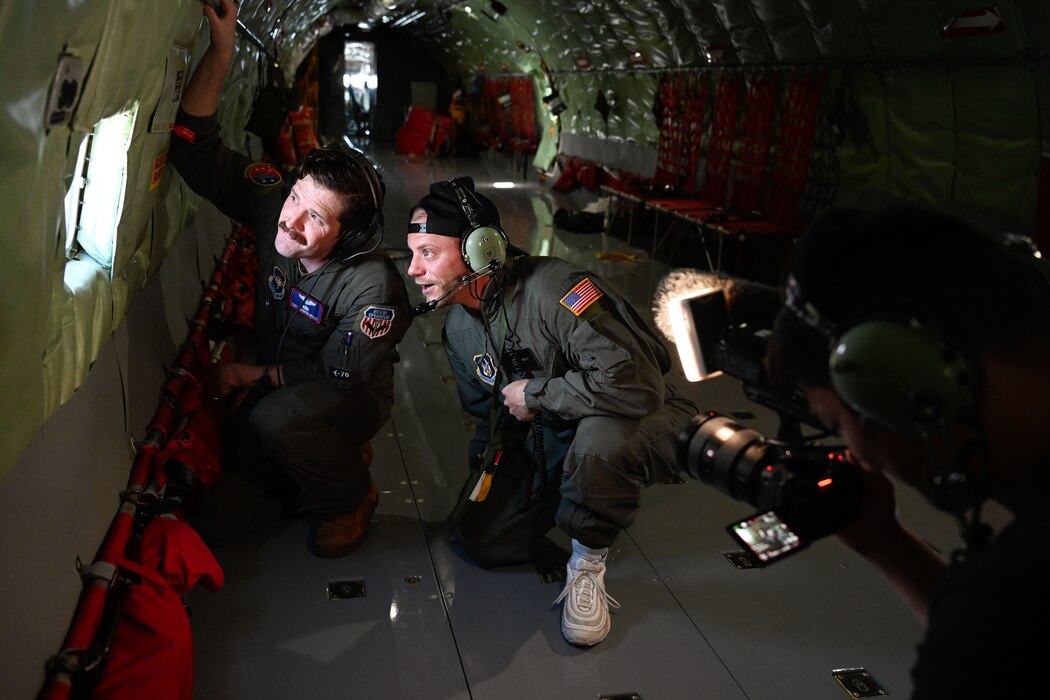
[{"xmin": 3, "ymin": 1, "xmax": 1047, "ymax": 698}]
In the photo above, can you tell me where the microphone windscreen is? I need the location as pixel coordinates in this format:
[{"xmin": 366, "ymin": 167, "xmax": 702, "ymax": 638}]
[
  {"xmin": 651, "ymin": 269, "xmax": 781, "ymax": 344},
  {"xmin": 651, "ymin": 270, "xmax": 733, "ymax": 343}
]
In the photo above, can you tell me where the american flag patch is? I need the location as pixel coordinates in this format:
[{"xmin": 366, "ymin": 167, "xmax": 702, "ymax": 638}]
[{"xmin": 559, "ymin": 277, "xmax": 603, "ymax": 316}]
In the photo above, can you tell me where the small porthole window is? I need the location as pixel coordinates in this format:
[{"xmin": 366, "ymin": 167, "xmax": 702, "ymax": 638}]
[{"xmin": 63, "ymin": 102, "xmax": 139, "ymax": 270}]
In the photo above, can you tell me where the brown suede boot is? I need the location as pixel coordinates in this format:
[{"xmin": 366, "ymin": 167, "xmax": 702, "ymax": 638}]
[{"xmin": 313, "ymin": 480, "xmax": 379, "ymax": 558}]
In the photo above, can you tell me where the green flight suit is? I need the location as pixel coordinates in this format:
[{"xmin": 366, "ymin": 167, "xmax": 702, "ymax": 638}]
[
  {"xmin": 169, "ymin": 110, "xmax": 411, "ymax": 517},
  {"xmin": 443, "ymin": 255, "xmax": 696, "ymax": 565}
]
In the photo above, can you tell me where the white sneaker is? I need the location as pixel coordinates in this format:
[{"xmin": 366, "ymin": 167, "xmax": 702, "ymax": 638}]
[{"xmin": 553, "ymin": 539, "xmax": 621, "ymax": 646}]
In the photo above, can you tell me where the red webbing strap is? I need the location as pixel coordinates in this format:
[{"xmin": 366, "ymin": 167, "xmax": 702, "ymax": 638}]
[
  {"xmin": 730, "ymin": 73, "xmax": 777, "ymax": 213},
  {"xmin": 39, "ymin": 514, "xmax": 135, "ymax": 700},
  {"xmin": 700, "ymin": 73, "xmax": 742, "ymax": 204},
  {"xmin": 681, "ymin": 72, "xmax": 710, "ymax": 195},
  {"xmin": 654, "ymin": 72, "xmax": 681, "ymax": 187},
  {"xmin": 767, "ymin": 73, "xmax": 824, "ymax": 226}
]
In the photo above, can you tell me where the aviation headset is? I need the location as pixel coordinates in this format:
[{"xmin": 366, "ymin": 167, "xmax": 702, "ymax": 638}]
[
  {"xmin": 784, "ymin": 272, "xmax": 979, "ymax": 438},
  {"xmin": 268, "ymin": 148, "xmax": 383, "ymax": 385},
  {"xmin": 784, "ymin": 229, "xmax": 1050, "ymax": 512},
  {"xmin": 449, "ymin": 179, "xmax": 509, "ymax": 273},
  {"xmin": 286, "ymin": 147, "xmax": 385, "ymax": 263}
]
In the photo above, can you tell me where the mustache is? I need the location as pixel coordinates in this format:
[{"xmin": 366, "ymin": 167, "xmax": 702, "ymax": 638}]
[{"xmin": 279, "ymin": 222, "xmax": 305, "ymax": 243}]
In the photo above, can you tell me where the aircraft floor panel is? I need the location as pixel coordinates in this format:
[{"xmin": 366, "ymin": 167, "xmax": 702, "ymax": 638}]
[
  {"xmin": 421, "ymin": 527, "xmax": 750, "ymax": 700},
  {"xmin": 388, "ymin": 319, "xmax": 749, "ymax": 699},
  {"xmin": 189, "ymin": 428, "xmax": 471, "ymax": 700},
  {"xmin": 626, "ymin": 478, "xmax": 925, "ymax": 699}
]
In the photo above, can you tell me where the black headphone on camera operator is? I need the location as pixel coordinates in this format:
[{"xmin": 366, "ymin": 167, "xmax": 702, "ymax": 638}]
[{"xmin": 784, "ymin": 229, "xmax": 1050, "ymax": 516}]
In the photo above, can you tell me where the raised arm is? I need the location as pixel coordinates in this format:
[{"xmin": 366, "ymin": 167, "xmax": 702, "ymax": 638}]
[{"xmin": 180, "ymin": 0, "xmax": 239, "ymax": 117}]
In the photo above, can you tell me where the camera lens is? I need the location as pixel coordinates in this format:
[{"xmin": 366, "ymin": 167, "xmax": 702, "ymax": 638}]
[
  {"xmin": 677, "ymin": 413, "xmax": 778, "ymax": 504},
  {"xmin": 677, "ymin": 411, "xmax": 862, "ymax": 540}
]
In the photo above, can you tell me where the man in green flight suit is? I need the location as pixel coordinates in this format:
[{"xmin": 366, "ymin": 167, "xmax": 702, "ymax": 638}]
[
  {"xmin": 169, "ymin": 0, "xmax": 411, "ymax": 558},
  {"xmin": 406, "ymin": 176, "xmax": 697, "ymax": 646}
]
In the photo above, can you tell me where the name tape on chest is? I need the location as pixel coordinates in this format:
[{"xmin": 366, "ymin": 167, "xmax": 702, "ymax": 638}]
[
  {"xmin": 289, "ymin": 288, "xmax": 325, "ymax": 324},
  {"xmin": 560, "ymin": 277, "xmax": 604, "ymax": 316},
  {"xmin": 360, "ymin": 306, "xmax": 395, "ymax": 339}
]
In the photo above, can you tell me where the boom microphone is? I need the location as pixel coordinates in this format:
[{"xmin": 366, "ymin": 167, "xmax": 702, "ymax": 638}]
[{"xmin": 412, "ymin": 260, "xmax": 503, "ymax": 316}]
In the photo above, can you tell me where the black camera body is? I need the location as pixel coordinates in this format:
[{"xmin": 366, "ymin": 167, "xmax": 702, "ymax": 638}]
[
  {"xmin": 672, "ymin": 286, "xmax": 862, "ymax": 562},
  {"xmin": 678, "ymin": 412, "xmax": 861, "ymax": 543}
]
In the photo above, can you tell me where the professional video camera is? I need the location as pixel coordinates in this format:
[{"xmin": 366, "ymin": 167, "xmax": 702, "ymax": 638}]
[{"xmin": 653, "ymin": 271, "xmax": 862, "ymax": 565}]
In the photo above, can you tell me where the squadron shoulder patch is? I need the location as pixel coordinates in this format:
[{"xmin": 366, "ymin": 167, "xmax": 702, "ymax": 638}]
[
  {"xmin": 245, "ymin": 162, "xmax": 283, "ymax": 188},
  {"xmin": 360, "ymin": 306, "xmax": 395, "ymax": 339},
  {"xmin": 559, "ymin": 277, "xmax": 604, "ymax": 316},
  {"xmin": 473, "ymin": 353, "xmax": 498, "ymax": 386},
  {"xmin": 268, "ymin": 265, "xmax": 287, "ymax": 300}
]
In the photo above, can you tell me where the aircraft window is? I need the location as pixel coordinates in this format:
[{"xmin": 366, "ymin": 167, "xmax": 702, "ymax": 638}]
[{"xmin": 62, "ymin": 103, "xmax": 140, "ymax": 268}]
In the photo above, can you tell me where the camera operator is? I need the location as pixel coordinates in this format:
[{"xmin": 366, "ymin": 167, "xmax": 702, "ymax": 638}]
[{"xmin": 766, "ymin": 204, "xmax": 1050, "ymax": 697}]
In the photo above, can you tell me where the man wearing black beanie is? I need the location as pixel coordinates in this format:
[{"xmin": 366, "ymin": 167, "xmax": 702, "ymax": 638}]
[{"xmin": 406, "ymin": 176, "xmax": 696, "ymax": 646}]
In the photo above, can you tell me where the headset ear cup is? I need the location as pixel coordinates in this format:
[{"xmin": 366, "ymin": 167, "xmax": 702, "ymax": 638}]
[
  {"xmin": 332, "ymin": 220, "xmax": 379, "ymax": 262},
  {"xmin": 461, "ymin": 225, "xmax": 508, "ymax": 272},
  {"xmin": 329, "ymin": 149, "xmax": 384, "ymax": 262},
  {"xmin": 829, "ymin": 319, "xmax": 977, "ymax": 435}
]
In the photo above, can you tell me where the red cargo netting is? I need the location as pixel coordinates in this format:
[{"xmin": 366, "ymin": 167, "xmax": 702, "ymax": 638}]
[
  {"xmin": 728, "ymin": 73, "xmax": 778, "ymax": 213},
  {"xmin": 765, "ymin": 73, "xmax": 824, "ymax": 228},
  {"xmin": 39, "ymin": 223, "xmax": 258, "ymax": 700},
  {"xmin": 700, "ymin": 73, "xmax": 742, "ymax": 205}
]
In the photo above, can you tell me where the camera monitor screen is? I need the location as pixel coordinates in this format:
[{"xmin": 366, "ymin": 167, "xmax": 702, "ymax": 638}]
[
  {"xmin": 668, "ymin": 287, "xmax": 728, "ymax": 381},
  {"xmin": 728, "ymin": 511, "xmax": 808, "ymax": 565}
]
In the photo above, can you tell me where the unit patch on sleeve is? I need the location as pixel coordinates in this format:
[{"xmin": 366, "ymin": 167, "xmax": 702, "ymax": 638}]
[
  {"xmin": 360, "ymin": 306, "xmax": 395, "ymax": 339},
  {"xmin": 289, "ymin": 288, "xmax": 325, "ymax": 324},
  {"xmin": 268, "ymin": 265, "xmax": 287, "ymax": 300},
  {"xmin": 559, "ymin": 277, "xmax": 604, "ymax": 316},
  {"xmin": 473, "ymin": 353, "xmax": 498, "ymax": 386},
  {"xmin": 245, "ymin": 162, "xmax": 283, "ymax": 187}
]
